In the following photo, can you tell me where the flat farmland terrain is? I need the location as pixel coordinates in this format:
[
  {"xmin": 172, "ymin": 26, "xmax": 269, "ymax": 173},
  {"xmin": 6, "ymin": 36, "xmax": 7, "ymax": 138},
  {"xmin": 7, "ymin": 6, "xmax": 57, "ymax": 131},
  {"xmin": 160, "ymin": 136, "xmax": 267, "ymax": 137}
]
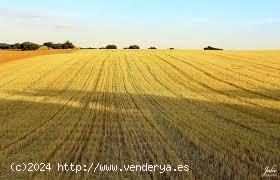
[
  {"xmin": 0, "ymin": 50, "xmax": 279, "ymax": 179},
  {"xmin": 0, "ymin": 50, "xmax": 75, "ymax": 64}
]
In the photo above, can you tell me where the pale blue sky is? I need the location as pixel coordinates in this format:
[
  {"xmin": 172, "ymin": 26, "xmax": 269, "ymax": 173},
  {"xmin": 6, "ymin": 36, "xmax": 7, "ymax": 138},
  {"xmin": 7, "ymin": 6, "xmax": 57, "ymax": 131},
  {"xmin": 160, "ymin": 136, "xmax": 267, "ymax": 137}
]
[{"xmin": 0, "ymin": 0, "xmax": 279, "ymax": 49}]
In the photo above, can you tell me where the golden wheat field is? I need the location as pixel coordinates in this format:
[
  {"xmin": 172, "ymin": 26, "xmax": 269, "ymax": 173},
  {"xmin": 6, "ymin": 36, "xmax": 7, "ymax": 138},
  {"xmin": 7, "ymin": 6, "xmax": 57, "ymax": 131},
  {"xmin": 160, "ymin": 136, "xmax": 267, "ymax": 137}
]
[
  {"xmin": 0, "ymin": 49, "xmax": 75, "ymax": 64},
  {"xmin": 0, "ymin": 50, "xmax": 279, "ymax": 179}
]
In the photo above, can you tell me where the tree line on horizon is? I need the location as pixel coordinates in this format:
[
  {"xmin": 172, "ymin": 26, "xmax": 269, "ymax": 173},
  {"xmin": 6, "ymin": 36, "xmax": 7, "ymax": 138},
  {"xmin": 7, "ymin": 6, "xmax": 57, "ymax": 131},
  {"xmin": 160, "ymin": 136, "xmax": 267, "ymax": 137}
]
[
  {"xmin": 1, "ymin": 41, "xmax": 223, "ymax": 51},
  {"xmin": 80, "ymin": 44, "xmax": 222, "ymax": 50},
  {"xmin": 0, "ymin": 41, "xmax": 75, "ymax": 51},
  {"xmin": 83, "ymin": 45, "xmax": 163, "ymax": 50},
  {"xmin": 0, "ymin": 41, "xmax": 174, "ymax": 51},
  {"xmin": 80, "ymin": 44, "xmax": 224, "ymax": 50}
]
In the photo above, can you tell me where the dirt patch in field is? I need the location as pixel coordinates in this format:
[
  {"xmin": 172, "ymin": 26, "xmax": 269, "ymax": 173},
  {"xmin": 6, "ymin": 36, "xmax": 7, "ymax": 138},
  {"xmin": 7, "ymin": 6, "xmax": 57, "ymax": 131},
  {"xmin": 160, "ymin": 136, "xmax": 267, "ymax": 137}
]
[{"xmin": 0, "ymin": 49, "xmax": 76, "ymax": 64}]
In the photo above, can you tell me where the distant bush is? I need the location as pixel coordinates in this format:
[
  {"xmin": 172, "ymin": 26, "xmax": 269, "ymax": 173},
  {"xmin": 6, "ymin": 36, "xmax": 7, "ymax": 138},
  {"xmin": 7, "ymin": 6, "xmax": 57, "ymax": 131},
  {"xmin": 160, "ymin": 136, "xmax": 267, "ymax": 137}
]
[
  {"xmin": 11, "ymin": 43, "xmax": 21, "ymax": 49},
  {"xmin": 105, "ymin": 45, "xmax": 117, "ymax": 49},
  {"xmin": 170, "ymin": 48, "xmax": 175, "ymax": 50},
  {"xmin": 0, "ymin": 43, "xmax": 11, "ymax": 49},
  {"xmin": 20, "ymin": 42, "xmax": 40, "ymax": 51},
  {"xmin": 204, "ymin": 46, "xmax": 223, "ymax": 51},
  {"xmin": 53, "ymin": 43, "xmax": 63, "ymax": 49},
  {"xmin": 123, "ymin": 47, "xmax": 129, "ymax": 49},
  {"xmin": 43, "ymin": 42, "xmax": 54, "ymax": 49},
  {"xmin": 62, "ymin": 41, "xmax": 75, "ymax": 49},
  {"xmin": 43, "ymin": 41, "xmax": 75, "ymax": 49},
  {"xmin": 129, "ymin": 45, "xmax": 140, "ymax": 49},
  {"xmin": 148, "ymin": 47, "xmax": 157, "ymax": 49}
]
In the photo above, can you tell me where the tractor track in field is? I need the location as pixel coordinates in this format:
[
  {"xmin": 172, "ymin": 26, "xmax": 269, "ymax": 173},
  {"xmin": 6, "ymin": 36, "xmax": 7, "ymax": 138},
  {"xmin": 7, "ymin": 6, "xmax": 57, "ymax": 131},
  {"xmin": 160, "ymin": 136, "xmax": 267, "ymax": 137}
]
[
  {"xmin": 147, "ymin": 54, "xmax": 276, "ymax": 131},
  {"xmin": 152, "ymin": 54, "xmax": 280, "ymax": 119},
  {"xmin": 162, "ymin": 54, "xmax": 280, "ymax": 102},
  {"xmin": 0, "ymin": 56, "xmax": 76, "ymax": 88},
  {"xmin": 1, "ymin": 50, "xmax": 279, "ymax": 179},
  {"xmin": 0, "ymin": 52, "xmax": 102, "ymax": 94},
  {"xmin": 138, "ymin": 53, "xmax": 279, "ymax": 143},
  {"xmin": 215, "ymin": 53, "xmax": 280, "ymax": 71},
  {"xmin": 124, "ymin": 54, "xmax": 225, "ymax": 177},
  {"xmin": 138, "ymin": 53, "xmax": 280, "ymax": 149},
  {"xmin": 134, "ymin": 53, "xmax": 279, "ymax": 174},
  {"xmin": 0, "ymin": 54, "xmax": 98, "ymax": 103},
  {"xmin": 167, "ymin": 52, "xmax": 280, "ymax": 89},
  {"xmin": 39, "ymin": 56, "xmax": 107, "ymax": 162},
  {"xmin": 122, "ymin": 55, "xmax": 187, "ymax": 172},
  {"xmin": 31, "ymin": 55, "xmax": 107, "ymax": 178},
  {"xmin": 148, "ymin": 54, "xmax": 280, "ymax": 146},
  {"xmin": 0, "ymin": 55, "xmax": 101, "ymax": 152},
  {"xmin": 210, "ymin": 53, "xmax": 280, "ymax": 78},
  {"xmin": 223, "ymin": 53, "xmax": 280, "ymax": 68},
  {"xmin": 24, "ymin": 55, "xmax": 95, "ymax": 89},
  {"xmin": 112, "ymin": 58, "xmax": 166, "ymax": 170},
  {"xmin": 196, "ymin": 53, "xmax": 277, "ymax": 77},
  {"xmin": 184, "ymin": 54, "xmax": 280, "ymax": 88},
  {"xmin": 120, "ymin": 56, "xmax": 165, "ymax": 162},
  {"xmin": 0, "ymin": 55, "xmax": 99, "ymax": 140},
  {"xmin": 0, "ymin": 57, "xmax": 94, "ymax": 131},
  {"xmin": 114, "ymin": 59, "xmax": 153, "ymax": 164},
  {"xmin": 66, "ymin": 59, "xmax": 107, "ymax": 164},
  {"xmin": 0, "ymin": 59, "xmax": 47, "ymax": 82}
]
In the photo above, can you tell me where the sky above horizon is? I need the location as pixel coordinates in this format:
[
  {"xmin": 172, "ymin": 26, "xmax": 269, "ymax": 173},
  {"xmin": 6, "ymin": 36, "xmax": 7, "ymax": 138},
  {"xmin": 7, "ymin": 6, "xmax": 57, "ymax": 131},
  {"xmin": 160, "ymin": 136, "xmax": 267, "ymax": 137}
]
[{"xmin": 0, "ymin": 0, "xmax": 280, "ymax": 49}]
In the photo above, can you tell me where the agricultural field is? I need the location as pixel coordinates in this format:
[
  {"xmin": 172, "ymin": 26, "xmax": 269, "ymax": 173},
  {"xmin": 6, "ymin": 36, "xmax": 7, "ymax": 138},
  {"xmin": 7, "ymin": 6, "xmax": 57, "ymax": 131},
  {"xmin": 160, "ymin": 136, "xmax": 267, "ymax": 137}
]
[
  {"xmin": 0, "ymin": 50, "xmax": 279, "ymax": 179},
  {"xmin": 0, "ymin": 49, "xmax": 75, "ymax": 64}
]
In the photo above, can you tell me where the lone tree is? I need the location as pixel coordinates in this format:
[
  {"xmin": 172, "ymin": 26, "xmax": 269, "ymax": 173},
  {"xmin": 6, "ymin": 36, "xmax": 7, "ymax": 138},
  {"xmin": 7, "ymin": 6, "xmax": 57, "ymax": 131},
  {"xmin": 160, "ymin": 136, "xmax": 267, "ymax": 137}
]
[
  {"xmin": 204, "ymin": 46, "xmax": 223, "ymax": 51},
  {"xmin": 105, "ymin": 45, "xmax": 117, "ymax": 49},
  {"xmin": 20, "ymin": 42, "xmax": 40, "ymax": 51},
  {"xmin": 129, "ymin": 45, "xmax": 140, "ymax": 49},
  {"xmin": 148, "ymin": 47, "xmax": 157, "ymax": 49}
]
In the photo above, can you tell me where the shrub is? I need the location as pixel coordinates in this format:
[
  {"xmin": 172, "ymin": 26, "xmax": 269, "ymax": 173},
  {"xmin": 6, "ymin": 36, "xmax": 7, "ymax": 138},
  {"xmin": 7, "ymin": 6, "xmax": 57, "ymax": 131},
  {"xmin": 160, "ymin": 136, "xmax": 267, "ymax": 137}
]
[
  {"xmin": 12, "ymin": 43, "xmax": 21, "ymax": 49},
  {"xmin": 43, "ymin": 42, "xmax": 55, "ymax": 49},
  {"xmin": 148, "ymin": 47, "xmax": 157, "ymax": 49},
  {"xmin": 62, "ymin": 41, "xmax": 75, "ymax": 49},
  {"xmin": 52, "ymin": 43, "xmax": 63, "ymax": 49},
  {"xmin": 105, "ymin": 45, "xmax": 117, "ymax": 49},
  {"xmin": 204, "ymin": 46, "xmax": 223, "ymax": 51},
  {"xmin": 170, "ymin": 48, "xmax": 175, "ymax": 50},
  {"xmin": 0, "ymin": 43, "xmax": 11, "ymax": 49},
  {"xmin": 20, "ymin": 42, "xmax": 40, "ymax": 51},
  {"xmin": 129, "ymin": 45, "xmax": 140, "ymax": 49},
  {"xmin": 43, "ymin": 41, "xmax": 75, "ymax": 49},
  {"xmin": 0, "ymin": 43, "xmax": 22, "ymax": 50}
]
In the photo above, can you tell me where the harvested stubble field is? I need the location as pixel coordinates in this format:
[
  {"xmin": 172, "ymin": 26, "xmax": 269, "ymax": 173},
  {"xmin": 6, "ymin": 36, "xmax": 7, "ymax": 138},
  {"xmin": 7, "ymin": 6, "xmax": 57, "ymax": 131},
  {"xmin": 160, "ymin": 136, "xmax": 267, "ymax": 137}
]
[
  {"xmin": 0, "ymin": 50, "xmax": 279, "ymax": 179},
  {"xmin": 0, "ymin": 49, "xmax": 75, "ymax": 64}
]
